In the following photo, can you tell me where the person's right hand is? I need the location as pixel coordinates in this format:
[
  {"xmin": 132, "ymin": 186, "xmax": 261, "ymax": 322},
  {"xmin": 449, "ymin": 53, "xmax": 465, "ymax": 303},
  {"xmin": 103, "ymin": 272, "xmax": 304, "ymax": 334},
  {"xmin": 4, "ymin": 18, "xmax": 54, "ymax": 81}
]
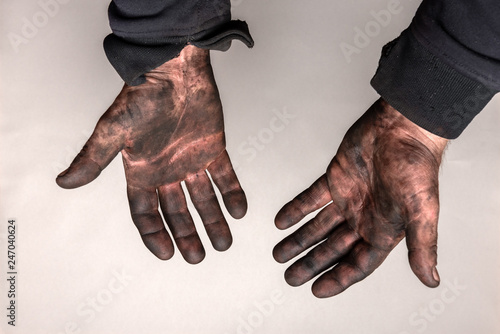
[
  {"xmin": 273, "ymin": 99, "xmax": 448, "ymax": 297},
  {"xmin": 57, "ymin": 45, "xmax": 247, "ymax": 263}
]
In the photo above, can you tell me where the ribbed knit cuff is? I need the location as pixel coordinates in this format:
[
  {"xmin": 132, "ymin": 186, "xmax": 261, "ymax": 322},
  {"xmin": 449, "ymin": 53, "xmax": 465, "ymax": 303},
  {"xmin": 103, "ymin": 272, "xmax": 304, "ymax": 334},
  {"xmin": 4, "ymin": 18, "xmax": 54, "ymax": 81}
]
[
  {"xmin": 104, "ymin": 20, "xmax": 254, "ymax": 86},
  {"xmin": 371, "ymin": 29, "xmax": 497, "ymax": 139}
]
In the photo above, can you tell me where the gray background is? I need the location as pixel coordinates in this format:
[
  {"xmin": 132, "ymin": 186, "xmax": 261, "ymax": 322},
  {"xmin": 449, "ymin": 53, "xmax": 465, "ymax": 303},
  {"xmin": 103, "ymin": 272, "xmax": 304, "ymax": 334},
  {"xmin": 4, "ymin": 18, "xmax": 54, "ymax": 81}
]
[{"xmin": 1, "ymin": 0, "xmax": 499, "ymax": 333}]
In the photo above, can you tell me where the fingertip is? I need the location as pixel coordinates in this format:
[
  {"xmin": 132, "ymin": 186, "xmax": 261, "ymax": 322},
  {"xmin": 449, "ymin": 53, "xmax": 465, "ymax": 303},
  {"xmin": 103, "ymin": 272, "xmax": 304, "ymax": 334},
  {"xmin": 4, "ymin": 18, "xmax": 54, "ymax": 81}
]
[
  {"xmin": 272, "ymin": 245, "xmax": 287, "ymax": 264},
  {"xmin": 156, "ymin": 251, "xmax": 175, "ymax": 261},
  {"xmin": 409, "ymin": 256, "xmax": 440, "ymax": 288},
  {"xmin": 418, "ymin": 266, "xmax": 440, "ymax": 288},
  {"xmin": 55, "ymin": 161, "xmax": 102, "ymax": 189},
  {"xmin": 184, "ymin": 250, "xmax": 206, "ymax": 265},
  {"xmin": 212, "ymin": 234, "xmax": 233, "ymax": 252},
  {"xmin": 229, "ymin": 206, "xmax": 247, "ymax": 220},
  {"xmin": 311, "ymin": 279, "xmax": 343, "ymax": 298},
  {"xmin": 150, "ymin": 241, "xmax": 175, "ymax": 260},
  {"xmin": 274, "ymin": 214, "xmax": 285, "ymax": 230},
  {"xmin": 142, "ymin": 231, "xmax": 175, "ymax": 261},
  {"xmin": 274, "ymin": 207, "xmax": 294, "ymax": 230},
  {"xmin": 202, "ymin": 220, "xmax": 233, "ymax": 252},
  {"xmin": 312, "ymin": 290, "xmax": 326, "ymax": 298},
  {"xmin": 56, "ymin": 168, "xmax": 72, "ymax": 188},
  {"xmin": 311, "ymin": 287, "xmax": 330, "ymax": 299},
  {"xmin": 175, "ymin": 238, "xmax": 206, "ymax": 265},
  {"xmin": 226, "ymin": 192, "xmax": 248, "ymax": 219},
  {"xmin": 419, "ymin": 273, "xmax": 440, "ymax": 288},
  {"xmin": 55, "ymin": 174, "xmax": 70, "ymax": 189},
  {"xmin": 56, "ymin": 175, "xmax": 81, "ymax": 190},
  {"xmin": 284, "ymin": 268, "xmax": 303, "ymax": 287},
  {"xmin": 152, "ymin": 246, "xmax": 175, "ymax": 261}
]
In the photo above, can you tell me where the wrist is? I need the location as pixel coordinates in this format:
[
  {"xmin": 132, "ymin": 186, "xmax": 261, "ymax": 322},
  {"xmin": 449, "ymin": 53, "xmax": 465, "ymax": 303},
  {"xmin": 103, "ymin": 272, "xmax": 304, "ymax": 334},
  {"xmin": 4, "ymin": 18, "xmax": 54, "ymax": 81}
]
[
  {"xmin": 169, "ymin": 45, "xmax": 210, "ymax": 67},
  {"xmin": 379, "ymin": 98, "xmax": 448, "ymax": 162},
  {"xmin": 144, "ymin": 45, "xmax": 210, "ymax": 84}
]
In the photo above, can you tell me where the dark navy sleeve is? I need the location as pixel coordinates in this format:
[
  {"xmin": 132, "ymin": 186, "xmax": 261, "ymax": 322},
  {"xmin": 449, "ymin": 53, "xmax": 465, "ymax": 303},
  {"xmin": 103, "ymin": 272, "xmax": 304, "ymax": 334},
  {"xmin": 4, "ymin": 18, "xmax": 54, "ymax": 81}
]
[
  {"xmin": 371, "ymin": 0, "xmax": 500, "ymax": 139},
  {"xmin": 104, "ymin": 0, "xmax": 254, "ymax": 86}
]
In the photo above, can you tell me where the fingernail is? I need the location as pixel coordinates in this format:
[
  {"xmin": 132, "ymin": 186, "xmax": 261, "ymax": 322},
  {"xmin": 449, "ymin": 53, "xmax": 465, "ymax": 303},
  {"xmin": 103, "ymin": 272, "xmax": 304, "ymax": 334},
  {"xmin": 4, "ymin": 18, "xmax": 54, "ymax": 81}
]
[
  {"xmin": 57, "ymin": 169, "xmax": 69, "ymax": 178},
  {"xmin": 432, "ymin": 267, "xmax": 440, "ymax": 282}
]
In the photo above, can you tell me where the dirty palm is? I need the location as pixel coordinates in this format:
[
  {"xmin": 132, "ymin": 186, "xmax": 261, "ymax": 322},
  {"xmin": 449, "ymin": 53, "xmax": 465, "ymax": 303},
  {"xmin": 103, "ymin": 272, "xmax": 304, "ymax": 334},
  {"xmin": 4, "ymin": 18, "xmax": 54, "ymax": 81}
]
[
  {"xmin": 57, "ymin": 46, "xmax": 247, "ymax": 264},
  {"xmin": 56, "ymin": 48, "xmax": 449, "ymax": 299},
  {"xmin": 273, "ymin": 99, "xmax": 448, "ymax": 298}
]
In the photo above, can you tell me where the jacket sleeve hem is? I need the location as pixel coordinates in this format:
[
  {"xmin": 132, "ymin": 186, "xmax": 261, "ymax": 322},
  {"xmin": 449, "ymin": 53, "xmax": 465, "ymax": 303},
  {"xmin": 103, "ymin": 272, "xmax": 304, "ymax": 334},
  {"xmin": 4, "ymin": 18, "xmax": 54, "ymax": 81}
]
[
  {"xmin": 104, "ymin": 20, "xmax": 253, "ymax": 86},
  {"xmin": 371, "ymin": 29, "xmax": 497, "ymax": 139}
]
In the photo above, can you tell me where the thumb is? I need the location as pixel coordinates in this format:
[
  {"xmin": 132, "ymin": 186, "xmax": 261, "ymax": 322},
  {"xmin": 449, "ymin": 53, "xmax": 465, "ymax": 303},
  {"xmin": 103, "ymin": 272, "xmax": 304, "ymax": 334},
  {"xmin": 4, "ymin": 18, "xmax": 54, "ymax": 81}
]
[
  {"xmin": 406, "ymin": 203, "xmax": 441, "ymax": 288},
  {"xmin": 56, "ymin": 117, "xmax": 124, "ymax": 189}
]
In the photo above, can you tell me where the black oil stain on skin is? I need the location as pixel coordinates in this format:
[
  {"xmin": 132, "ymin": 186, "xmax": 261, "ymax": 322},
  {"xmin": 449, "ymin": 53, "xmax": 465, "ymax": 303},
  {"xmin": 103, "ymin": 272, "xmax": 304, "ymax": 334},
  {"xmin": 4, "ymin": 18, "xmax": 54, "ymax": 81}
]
[
  {"xmin": 57, "ymin": 46, "xmax": 247, "ymax": 261},
  {"xmin": 274, "ymin": 98, "xmax": 448, "ymax": 297}
]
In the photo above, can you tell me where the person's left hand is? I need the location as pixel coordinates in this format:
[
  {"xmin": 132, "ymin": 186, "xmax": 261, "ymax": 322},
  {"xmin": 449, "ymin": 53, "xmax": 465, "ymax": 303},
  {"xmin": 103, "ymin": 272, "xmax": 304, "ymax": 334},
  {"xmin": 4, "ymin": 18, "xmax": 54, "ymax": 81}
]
[
  {"xmin": 273, "ymin": 99, "xmax": 448, "ymax": 297},
  {"xmin": 57, "ymin": 45, "xmax": 247, "ymax": 263}
]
